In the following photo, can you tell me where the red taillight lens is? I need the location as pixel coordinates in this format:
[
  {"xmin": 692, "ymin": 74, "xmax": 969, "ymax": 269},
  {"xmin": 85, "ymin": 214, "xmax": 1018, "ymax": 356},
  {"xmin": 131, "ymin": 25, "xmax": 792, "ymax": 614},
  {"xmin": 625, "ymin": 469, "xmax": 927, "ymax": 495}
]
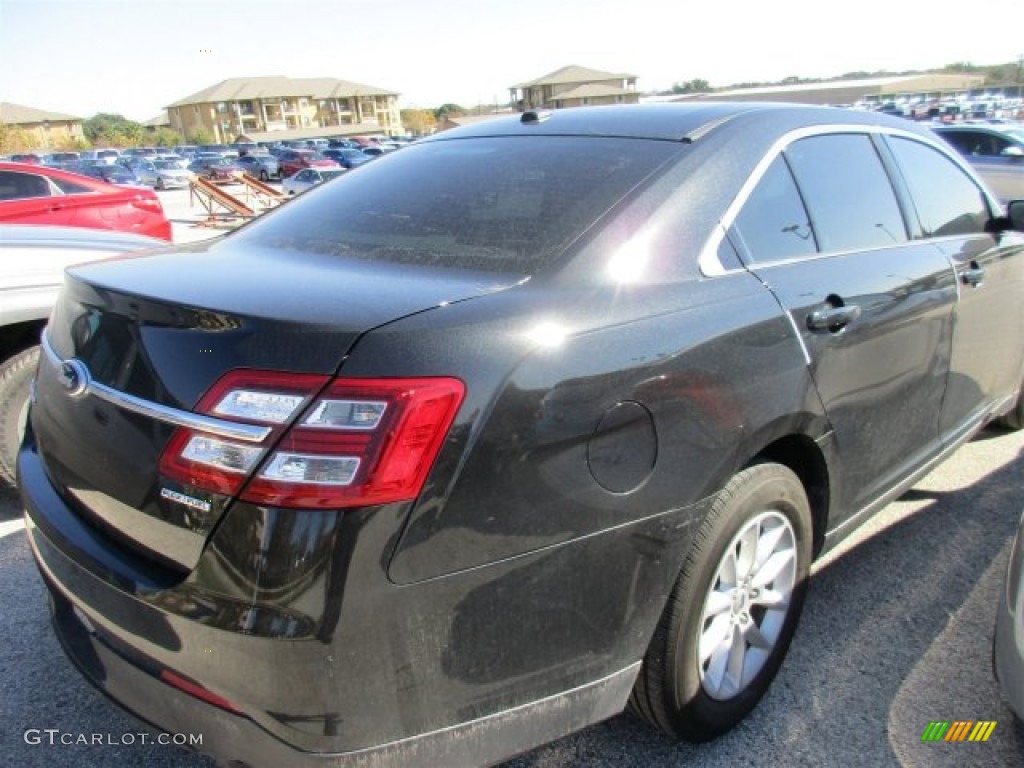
[
  {"xmin": 241, "ymin": 378, "xmax": 465, "ymax": 508},
  {"xmin": 131, "ymin": 193, "xmax": 165, "ymax": 213},
  {"xmin": 159, "ymin": 669, "xmax": 241, "ymax": 714},
  {"xmin": 158, "ymin": 370, "xmax": 329, "ymax": 495},
  {"xmin": 158, "ymin": 372, "xmax": 465, "ymax": 510}
]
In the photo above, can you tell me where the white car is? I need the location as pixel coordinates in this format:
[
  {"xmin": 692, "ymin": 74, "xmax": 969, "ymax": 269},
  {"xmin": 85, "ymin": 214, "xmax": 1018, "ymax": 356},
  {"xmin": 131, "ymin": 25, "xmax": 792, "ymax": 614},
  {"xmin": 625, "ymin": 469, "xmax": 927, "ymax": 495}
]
[
  {"xmin": 281, "ymin": 166, "xmax": 346, "ymax": 195},
  {"xmin": 0, "ymin": 225, "xmax": 166, "ymax": 483}
]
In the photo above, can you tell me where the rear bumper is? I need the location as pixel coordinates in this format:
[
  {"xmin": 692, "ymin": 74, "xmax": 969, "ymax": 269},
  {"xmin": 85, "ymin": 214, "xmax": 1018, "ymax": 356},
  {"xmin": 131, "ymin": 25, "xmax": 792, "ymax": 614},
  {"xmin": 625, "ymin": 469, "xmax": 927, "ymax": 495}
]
[
  {"xmin": 38, "ymin": 561, "xmax": 636, "ymax": 768},
  {"xmin": 20, "ymin": 437, "xmax": 696, "ymax": 765}
]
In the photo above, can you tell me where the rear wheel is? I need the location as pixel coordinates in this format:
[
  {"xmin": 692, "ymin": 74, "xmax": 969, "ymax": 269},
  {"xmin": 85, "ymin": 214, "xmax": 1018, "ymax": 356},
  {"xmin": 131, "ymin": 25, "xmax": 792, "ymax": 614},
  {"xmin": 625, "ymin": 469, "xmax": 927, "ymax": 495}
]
[
  {"xmin": 630, "ymin": 462, "xmax": 812, "ymax": 741},
  {"xmin": 0, "ymin": 346, "xmax": 40, "ymax": 484},
  {"xmin": 259, "ymin": 170, "xmax": 269, "ymax": 182}
]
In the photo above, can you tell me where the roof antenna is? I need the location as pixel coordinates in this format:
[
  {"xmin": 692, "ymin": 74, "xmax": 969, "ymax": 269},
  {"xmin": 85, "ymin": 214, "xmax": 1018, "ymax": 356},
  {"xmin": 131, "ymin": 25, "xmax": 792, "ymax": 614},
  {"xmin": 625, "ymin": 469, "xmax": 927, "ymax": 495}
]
[{"xmin": 521, "ymin": 110, "xmax": 553, "ymax": 124}]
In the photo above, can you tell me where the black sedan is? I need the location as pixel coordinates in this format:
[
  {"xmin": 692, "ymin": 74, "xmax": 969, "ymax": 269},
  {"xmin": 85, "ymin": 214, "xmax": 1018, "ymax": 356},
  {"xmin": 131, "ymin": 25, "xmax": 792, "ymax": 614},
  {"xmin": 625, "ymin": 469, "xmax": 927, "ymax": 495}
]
[{"xmin": 18, "ymin": 103, "xmax": 1024, "ymax": 768}]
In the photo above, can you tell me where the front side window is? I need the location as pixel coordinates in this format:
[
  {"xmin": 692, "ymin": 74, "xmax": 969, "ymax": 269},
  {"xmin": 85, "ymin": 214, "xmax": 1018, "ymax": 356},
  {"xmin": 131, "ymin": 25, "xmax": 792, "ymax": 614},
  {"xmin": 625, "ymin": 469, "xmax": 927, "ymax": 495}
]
[
  {"xmin": 732, "ymin": 155, "xmax": 817, "ymax": 264},
  {"xmin": 785, "ymin": 134, "xmax": 907, "ymax": 252},
  {"xmin": 887, "ymin": 137, "xmax": 989, "ymax": 238}
]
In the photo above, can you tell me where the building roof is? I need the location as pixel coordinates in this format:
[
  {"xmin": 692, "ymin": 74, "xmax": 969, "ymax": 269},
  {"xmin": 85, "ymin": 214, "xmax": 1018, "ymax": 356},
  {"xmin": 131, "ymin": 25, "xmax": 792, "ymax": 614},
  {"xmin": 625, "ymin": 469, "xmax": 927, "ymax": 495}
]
[
  {"xmin": 549, "ymin": 83, "xmax": 637, "ymax": 101},
  {"xmin": 704, "ymin": 73, "xmax": 986, "ymax": 100},
  {"xmin": 167, "ymin": 76, "xmax": 399, "ymax": 108},
  {"xmin": 235, "ymin": 123, "xmax": 389, "ymax": 143},
  {"xmin": 0, "ymin": 102, "xmax": 81, "ymax": 125},
  {"xmin": 512, "ymin": 65, "xmax": 637, "ymax": 89},
  {"xmin": 142, "ymin": 111, "xmax": 170, "ymax": 128}
]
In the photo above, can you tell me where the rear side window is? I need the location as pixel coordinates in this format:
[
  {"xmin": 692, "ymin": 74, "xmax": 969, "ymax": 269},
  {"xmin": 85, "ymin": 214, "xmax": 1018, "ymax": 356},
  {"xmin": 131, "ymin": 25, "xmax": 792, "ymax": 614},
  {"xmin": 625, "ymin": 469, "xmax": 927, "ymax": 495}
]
[
  {"xmin": 785, "ymin": 134, "xmax": 907, "ymax": 252},
  {"xmin": 887, "ymin": 137, "xmax": 989, "ymax": 237},
  {"xmin": 732, "ymin": 155, "xmax": 817, "ymax": 264},
  {"xmin": 50, "ymin": 177, "xmax": 94, "ymax": 195},
  {"xmin": 239, "ymin": 136, "xmax": 680, "ymax": 274}
]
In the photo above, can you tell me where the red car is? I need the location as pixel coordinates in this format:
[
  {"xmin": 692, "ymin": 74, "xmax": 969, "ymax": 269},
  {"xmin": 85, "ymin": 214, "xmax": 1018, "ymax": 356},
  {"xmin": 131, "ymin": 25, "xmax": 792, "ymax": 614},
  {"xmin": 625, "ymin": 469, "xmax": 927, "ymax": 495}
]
[
  {"xmin": 277, "ymin": 149, "xmax": 339, "ymax": 178},
  {"xmin": 0, "ymin": 162, "xmax": 172, "ymax": 241}
]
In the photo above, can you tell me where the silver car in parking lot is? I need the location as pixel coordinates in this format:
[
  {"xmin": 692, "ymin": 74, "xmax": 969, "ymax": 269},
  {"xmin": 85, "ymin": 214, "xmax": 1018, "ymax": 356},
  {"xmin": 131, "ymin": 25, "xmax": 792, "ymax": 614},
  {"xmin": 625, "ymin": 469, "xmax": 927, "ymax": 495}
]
[
  {"xmin": 130, "ymin": 158, "xmax": 193, "ymax": 190},
  {"xmin": 235, "ymin": 153, "xmax": 280, "ymax": 181}
]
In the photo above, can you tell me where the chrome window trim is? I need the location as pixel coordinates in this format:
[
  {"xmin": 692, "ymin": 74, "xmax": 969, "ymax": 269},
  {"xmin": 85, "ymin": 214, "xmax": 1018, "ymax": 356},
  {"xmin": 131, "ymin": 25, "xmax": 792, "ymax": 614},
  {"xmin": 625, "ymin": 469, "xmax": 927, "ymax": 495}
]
[
  {"xmin": 41, "ymin": 334, "xmax": 272, "ymax": 444},
  {"xmin": 697, "ymin": 123, "xmax": 1003, "ymax": 277}
]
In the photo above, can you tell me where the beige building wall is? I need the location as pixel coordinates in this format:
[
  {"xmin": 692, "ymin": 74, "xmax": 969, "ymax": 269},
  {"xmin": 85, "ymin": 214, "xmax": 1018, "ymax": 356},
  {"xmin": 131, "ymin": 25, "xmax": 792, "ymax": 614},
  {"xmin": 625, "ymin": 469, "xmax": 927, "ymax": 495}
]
[{"xmin": 169, "ymin": 84, "xmax": 403, "ymax": 143}]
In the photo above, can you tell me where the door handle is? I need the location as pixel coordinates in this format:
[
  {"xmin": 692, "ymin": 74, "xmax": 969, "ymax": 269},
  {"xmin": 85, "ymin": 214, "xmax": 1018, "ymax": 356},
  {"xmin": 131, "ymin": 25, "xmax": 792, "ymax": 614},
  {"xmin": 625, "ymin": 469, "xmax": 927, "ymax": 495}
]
[
  {"xmin": 961, "ymin": 265, "xmax": 985, "ymax": 287},
  {"xmin": 807, "ymin": 304, "xmax": 861, "ymax": 332}
]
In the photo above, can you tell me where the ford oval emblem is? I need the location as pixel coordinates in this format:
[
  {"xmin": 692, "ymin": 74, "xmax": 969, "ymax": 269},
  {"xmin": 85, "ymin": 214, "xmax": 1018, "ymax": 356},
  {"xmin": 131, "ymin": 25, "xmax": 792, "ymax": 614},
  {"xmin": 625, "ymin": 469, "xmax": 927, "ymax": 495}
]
[{"xmin": 58, "ymin": 359, "xmax": 90, "ymax": 398}]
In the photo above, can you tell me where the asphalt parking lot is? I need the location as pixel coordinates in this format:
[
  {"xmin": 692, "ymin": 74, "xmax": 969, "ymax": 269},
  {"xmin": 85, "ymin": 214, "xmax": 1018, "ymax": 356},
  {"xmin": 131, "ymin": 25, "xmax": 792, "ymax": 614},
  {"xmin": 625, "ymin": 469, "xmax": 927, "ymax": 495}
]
[{"xmin": 2, "ymin": 422, "xmax": 1022, "ymax": 767}]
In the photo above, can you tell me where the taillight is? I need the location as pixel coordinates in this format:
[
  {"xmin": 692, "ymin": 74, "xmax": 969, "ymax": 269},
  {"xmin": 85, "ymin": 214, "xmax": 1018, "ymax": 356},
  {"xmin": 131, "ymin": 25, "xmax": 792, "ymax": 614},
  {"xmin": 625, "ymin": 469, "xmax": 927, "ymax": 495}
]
[
  {"xmin": 159, "ymin": 370, "xmax": 329, "ymax": 496},
  {"xmin": 242, "ymin": 377, "xmax": 465, "ymax": 508},
  {"xmin": 131, "ymin": 193, "xmax": 164, "ymax": 213},
  {"xmin": 158, "ymin": 371, "xmax": 464, "ymax": 509}
]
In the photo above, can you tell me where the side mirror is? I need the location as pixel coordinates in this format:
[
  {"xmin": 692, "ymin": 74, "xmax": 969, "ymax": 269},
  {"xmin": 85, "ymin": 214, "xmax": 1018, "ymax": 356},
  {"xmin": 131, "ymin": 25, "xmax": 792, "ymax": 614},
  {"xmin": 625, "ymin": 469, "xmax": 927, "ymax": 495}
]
[{"xmin": 1001, "ymin": 146, "xmax": 1024, "ymax": 160}]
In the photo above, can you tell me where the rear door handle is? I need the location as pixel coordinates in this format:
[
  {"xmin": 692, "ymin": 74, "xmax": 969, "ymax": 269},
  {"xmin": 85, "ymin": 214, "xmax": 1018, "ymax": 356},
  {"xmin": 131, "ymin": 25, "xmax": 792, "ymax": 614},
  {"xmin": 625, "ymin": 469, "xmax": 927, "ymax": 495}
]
[{"xmin": 807, "ymin": 304, "xmax": 861, "ymax": 332}]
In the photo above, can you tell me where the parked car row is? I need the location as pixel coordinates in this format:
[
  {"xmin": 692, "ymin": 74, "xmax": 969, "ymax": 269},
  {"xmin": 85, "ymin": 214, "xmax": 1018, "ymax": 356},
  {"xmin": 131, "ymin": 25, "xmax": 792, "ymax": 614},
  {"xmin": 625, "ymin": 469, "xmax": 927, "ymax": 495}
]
[
  {"xmin": 12, "ymin": 103, "xmax": 1024, "ymax": 768},
  {"xmin": 931, "ymin": 122, "xmax": 1024, "ymax": 203}
]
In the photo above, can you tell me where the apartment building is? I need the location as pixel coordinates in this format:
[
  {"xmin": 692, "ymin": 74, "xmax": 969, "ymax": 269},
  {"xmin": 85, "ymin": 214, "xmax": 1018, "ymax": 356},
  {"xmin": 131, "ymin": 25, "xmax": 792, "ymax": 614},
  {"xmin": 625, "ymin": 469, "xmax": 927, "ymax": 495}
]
[
  {"xmin": 166, "ymin": 76, "xmax": 402, "ymax": 143},
  {"xmin": 0, "ymin": 102, "xmax": 85, "ymax": 148},
  {"xmin": 510, "ymin": 65, "xmax": 639, "ymax": 111}
]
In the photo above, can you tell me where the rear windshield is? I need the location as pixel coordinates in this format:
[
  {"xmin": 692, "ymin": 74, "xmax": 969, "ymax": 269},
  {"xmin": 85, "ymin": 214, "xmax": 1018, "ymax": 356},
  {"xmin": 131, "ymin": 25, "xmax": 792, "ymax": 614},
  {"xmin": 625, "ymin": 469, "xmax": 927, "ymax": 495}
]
[{"xmin": 236, "ymin": 136, "xmax": 680, "ymax": 274}]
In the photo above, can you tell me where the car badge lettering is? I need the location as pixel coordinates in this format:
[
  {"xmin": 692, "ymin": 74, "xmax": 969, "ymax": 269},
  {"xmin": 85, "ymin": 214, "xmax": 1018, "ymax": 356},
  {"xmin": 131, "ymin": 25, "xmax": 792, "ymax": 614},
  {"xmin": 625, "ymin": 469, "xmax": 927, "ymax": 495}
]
[
  {"xmin": 58, "ymin": 359, "xmax": 90, "ymax": 398},
  {"xmin": 160, "ymin": 488, "xmax": 212, "ymax": 514}
]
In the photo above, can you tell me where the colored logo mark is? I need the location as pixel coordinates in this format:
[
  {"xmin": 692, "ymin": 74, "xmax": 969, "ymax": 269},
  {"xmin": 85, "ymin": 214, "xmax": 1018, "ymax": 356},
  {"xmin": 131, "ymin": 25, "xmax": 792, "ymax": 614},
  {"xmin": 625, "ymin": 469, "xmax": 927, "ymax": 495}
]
[{"xmin": 921, "ymin": 720, "xmax": 997, "ymax": 742}]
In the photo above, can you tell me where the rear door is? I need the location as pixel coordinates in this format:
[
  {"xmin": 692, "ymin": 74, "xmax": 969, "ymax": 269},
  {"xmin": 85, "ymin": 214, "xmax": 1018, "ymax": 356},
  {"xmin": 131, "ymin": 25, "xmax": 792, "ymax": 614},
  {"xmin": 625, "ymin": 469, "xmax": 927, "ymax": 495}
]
[
  {"xmin": 0, "ymin": 169, "xmax": 72, "ymax": 226},
  {"xmin": 729, "ymin": 131, "xmax": 958, "ymax": 522}
]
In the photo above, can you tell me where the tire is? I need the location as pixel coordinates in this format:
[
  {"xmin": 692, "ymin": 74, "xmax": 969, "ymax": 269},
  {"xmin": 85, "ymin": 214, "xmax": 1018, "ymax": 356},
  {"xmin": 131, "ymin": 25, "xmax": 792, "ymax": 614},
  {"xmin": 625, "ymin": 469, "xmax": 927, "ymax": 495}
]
[
  {"xmin": 0, "ymin": 346, "xmax": 40, "ymax": 485},
  {"xmin": 630, "ymin": 462, "xmax": 812, "ymax": 742},
  {"xmin": 259, "ymin": 170, "xmax": 269, "ymax": 182},
  {"xmin": 156, "ymin": 178, "xmax": 165, "ymax": 190}
]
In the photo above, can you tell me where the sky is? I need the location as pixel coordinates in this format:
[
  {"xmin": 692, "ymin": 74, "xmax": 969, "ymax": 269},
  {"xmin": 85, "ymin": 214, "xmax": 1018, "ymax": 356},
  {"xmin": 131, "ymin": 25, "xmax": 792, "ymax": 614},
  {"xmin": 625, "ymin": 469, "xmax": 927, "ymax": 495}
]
[{"xmin": 1, "ymin": 0, "xmax": 1022, "ymax": 122}]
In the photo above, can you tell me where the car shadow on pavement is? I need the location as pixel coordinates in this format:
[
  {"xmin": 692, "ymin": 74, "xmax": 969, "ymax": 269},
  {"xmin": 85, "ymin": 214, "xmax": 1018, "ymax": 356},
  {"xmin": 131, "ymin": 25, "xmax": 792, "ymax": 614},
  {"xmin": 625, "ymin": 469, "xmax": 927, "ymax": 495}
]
[{"xmin": 503, "ymin": 428, "xmax": 1024, "ymax": 768}]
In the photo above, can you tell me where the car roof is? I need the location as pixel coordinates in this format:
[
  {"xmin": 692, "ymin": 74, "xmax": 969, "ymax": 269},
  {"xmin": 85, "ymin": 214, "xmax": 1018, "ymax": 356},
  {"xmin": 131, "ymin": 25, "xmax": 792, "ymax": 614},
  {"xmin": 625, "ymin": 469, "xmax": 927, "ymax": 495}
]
[{"xmin": 422, "ymin": 102, "xmax": 933, "ymax": 144}]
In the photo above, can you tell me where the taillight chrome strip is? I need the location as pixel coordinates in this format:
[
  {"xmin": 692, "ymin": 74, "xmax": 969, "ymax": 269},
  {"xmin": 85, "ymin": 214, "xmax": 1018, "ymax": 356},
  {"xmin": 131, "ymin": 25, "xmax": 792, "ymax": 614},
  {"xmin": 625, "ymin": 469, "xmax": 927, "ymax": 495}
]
[{"xmin": 41, "ymin": 333, "xmax": 272, "ymax": 444}]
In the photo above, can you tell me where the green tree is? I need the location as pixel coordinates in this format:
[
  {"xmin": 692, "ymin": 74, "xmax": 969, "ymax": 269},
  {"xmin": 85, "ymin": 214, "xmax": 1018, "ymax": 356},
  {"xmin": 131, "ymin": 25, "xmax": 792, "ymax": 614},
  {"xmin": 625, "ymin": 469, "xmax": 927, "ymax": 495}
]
[
  {"xmin": 434, "ymin": 103, "xmax": 466, "ymax": 121},
  {"xmin": 400, "ymin": 109, "xmax": 436, "ymax": 136},
  {"xmin": 187, "ymin": 127, "xmax": 214, "ymax": 145},
  {"xmin": 671, "ymin": 79, "xmax": 711, "ymax": 95},
  {"xmin": 0, "ymin": 122, "xmax": 36, "ymax": 153},
  {"xmin": 151, "ymin": 127, "xmax": 183, "ymax": 147},
  {"xmin": 83, "ymin": 113, "xmax": 144, "ymax": 146}
]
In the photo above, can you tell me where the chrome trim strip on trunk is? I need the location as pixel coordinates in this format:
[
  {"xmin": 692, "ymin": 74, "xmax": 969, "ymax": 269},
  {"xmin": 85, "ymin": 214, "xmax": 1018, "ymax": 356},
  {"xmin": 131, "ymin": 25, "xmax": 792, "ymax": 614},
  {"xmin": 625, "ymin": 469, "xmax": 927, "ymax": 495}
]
[{"xmin": 40, "ymin": 333, "xmax": 272, "ymax": 444}]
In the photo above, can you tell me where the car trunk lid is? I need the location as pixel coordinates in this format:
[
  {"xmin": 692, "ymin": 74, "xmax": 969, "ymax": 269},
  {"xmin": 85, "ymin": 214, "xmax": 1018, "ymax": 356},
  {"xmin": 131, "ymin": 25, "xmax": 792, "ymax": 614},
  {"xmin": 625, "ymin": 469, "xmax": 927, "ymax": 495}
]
[{"xmin": 30, "ymin": 239, "xmax": 520, "ymax": 572}]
